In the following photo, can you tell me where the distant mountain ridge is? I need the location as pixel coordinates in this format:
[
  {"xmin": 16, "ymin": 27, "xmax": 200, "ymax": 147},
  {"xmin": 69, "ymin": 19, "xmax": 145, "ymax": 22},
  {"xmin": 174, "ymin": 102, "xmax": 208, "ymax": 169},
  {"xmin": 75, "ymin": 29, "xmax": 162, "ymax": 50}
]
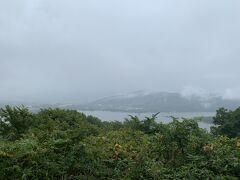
[{"xmin": 68, "ymin": 91, "xmax": 240, "ymax": 112}]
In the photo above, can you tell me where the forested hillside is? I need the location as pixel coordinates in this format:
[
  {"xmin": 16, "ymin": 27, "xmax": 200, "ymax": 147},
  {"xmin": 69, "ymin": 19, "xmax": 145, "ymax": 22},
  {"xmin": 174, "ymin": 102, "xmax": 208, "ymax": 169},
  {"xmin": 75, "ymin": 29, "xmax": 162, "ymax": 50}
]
[
  {"xmin": 0, "ymin": 106, "xmax": 240, "ymax": 179},
  {"xmin": 70, "ymin": 91, "xmax": 240, "ymax": 112}
]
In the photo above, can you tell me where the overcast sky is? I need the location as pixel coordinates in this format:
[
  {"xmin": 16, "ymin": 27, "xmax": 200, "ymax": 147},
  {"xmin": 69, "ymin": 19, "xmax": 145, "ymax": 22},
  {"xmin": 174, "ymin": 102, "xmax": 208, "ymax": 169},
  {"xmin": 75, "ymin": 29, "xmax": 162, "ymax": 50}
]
[{"xmin": 1, "ymin": 0, "xmax": 240, "ymax": 103}]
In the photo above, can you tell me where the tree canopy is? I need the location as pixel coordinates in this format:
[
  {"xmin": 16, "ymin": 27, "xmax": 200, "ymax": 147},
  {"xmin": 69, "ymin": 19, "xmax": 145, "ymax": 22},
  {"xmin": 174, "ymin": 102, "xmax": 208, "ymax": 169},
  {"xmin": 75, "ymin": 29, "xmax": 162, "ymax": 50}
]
[
  {"xmin": 211, "ymin": 107, "xmax": 240, "ymax": 138},
  {"xmin": 0, "ymin": 106, "xmax": 240, "ymax": 179}
]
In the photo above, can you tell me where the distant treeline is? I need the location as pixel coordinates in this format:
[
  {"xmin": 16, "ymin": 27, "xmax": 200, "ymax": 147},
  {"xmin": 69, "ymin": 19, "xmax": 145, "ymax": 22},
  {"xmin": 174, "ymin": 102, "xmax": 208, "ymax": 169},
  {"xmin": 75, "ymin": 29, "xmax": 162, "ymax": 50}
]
[{"xmin": 0, "ymin": 106, "xmax": 240, "ymax": 179}]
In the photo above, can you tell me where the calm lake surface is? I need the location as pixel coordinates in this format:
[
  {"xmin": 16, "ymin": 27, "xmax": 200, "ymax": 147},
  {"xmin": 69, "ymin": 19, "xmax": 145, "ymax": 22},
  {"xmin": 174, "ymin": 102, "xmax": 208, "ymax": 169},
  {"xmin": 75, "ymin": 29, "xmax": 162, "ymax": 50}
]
[{"xmin": 80, "ymin": 111, "xmax": 216, "ymax": 131}]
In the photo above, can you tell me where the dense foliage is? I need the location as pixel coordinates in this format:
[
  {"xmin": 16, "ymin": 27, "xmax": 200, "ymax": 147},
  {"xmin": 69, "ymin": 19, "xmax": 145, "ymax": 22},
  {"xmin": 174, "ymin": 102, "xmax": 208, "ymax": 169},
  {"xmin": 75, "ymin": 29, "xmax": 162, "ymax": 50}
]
[
  {"xmin": 0, "ymin": 106, "xmax": 240, "ymax": 179},
  {"xmin": 211, "ymin": 107, "xmax": 240, "ymax": 138}
]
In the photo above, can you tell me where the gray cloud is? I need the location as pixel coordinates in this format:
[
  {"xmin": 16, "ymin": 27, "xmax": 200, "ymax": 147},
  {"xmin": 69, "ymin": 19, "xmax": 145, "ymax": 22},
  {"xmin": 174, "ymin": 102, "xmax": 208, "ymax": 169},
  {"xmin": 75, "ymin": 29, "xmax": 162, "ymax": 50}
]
[{"xmin": 1, "ymin": 0, "xmax": 240, "ymax": 103}]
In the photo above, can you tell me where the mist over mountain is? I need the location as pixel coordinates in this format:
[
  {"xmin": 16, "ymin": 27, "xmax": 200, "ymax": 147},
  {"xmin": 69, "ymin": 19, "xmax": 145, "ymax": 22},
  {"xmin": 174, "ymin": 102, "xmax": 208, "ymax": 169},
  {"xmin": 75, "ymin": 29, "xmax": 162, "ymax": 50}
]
[{"xmin": 68, "ymin": 90, "xmax": 240, "ymax": 112}]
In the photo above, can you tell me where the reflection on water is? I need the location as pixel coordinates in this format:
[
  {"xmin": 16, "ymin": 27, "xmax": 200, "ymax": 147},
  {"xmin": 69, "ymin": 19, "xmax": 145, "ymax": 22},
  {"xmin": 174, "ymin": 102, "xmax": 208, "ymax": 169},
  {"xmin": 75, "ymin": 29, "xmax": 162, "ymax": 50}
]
[{"xmin": 80, "ymin": 110, "xmax": 215, "ymax": 131}]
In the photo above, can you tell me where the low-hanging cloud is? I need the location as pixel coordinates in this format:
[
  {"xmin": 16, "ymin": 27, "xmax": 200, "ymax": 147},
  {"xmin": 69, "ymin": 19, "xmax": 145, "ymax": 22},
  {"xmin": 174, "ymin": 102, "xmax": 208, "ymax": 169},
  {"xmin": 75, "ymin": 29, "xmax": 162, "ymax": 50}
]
[{"xmin": 0, "ymin": 0, "xmax": 240, "ymax": 103}]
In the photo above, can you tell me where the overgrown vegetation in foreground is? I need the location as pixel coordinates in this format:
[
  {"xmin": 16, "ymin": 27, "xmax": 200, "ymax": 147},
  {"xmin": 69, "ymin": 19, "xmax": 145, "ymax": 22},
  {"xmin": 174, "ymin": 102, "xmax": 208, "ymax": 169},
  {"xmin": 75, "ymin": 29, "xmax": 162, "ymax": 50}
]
[{"xmin": 0, "ymin": 106, "xmax": 240, "ymax": 179}]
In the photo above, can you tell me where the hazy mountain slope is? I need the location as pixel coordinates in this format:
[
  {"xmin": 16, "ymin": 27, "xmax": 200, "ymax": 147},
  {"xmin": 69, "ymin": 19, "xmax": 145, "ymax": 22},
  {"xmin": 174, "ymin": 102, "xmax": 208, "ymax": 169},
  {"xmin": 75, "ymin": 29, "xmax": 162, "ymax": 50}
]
[{"xmin": 68, "ymin": 91, "xmax": 240, "ymax": 112}]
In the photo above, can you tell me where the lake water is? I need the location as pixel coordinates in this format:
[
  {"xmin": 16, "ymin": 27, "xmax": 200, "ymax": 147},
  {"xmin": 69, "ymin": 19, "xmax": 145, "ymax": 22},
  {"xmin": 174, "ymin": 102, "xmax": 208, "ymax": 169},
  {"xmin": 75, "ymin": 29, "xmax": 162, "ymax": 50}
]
[{"xmin": 80, "ymin": 111, "xmax": 216, "ymax": 131}]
